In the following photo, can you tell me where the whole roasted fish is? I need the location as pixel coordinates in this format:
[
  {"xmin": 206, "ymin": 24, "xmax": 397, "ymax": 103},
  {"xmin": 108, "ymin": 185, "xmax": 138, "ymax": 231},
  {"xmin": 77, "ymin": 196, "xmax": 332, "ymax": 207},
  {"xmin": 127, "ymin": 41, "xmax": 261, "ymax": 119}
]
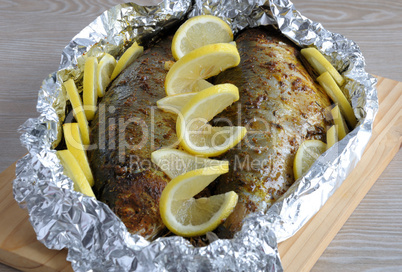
[
  {"xmin": 89, "ymin": 36, "xmax": 177, "ymax": 240},
  {"xmin": 212, "ymin": 27, "xmax": 331, "ymax": 234},
  {"xmin": 89, "ymin": 27, "xmax": 331, "ymax": 240}
]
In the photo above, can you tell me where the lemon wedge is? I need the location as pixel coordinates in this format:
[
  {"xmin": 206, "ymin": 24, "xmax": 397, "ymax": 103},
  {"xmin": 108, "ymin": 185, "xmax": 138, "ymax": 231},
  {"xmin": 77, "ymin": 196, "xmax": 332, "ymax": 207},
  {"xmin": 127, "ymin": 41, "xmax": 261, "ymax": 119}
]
[
  {"xmin": 331, "ymin": 104, "xmax": 349, "ymax": 140},
  {"xmin": 57, "ymin": 150, "xmax": 95, "ymax": 198},
  {"xmin": 326, "ymin": 125, "xmax": 338, "ymax": 150},
  {"xmin": 97, "ymin": 53, "xmax": 116, "ymax": 97},
  {"xmin": 172, "ymin": 15, "xmax": 233, "ymax": 60},
  {"xmin": 176, "ymin": 84, "xmax": 247, "ymax": 157},
  {"xmin": 301, "ymin": 47, "xmax": 345, "ymax": 86},
  {"xmin": 63, "ymin": 123, "xmax": 94, "ymax": 186},
  {"xmin": 192, "ymin": 79, "xmax": 214, "ymax": 92},
  {"xmin": 83, "ymin": 56, "xmax": 98, "ymax": 121},
  {"xmin": 151, "ymin": 148, "xmax": 229, "ymax": 179},
  {"xmin": 64, "ymin": 79, "xmax": 90, "ymax": 146},
  {"xmin": 293, "ymin": 139, "xmax": 327, "ymax": 180},
  {"xmin": 111, "ymin": 42, "xmax": 144, "ymax": 80},
  {"xmin": 165, "ymin": 43, "xmax": 240, "ymax": 96},
  {"xmin": 159, "ymin": 166, "xmax": 237, "ymax": 237},
  {"xmin": 317, "ymin": 72, "xmax": 357, "ymax": 128},
  {"xmin": 157, "ymin": 93, "xmax": 197, "ymax": 114}
]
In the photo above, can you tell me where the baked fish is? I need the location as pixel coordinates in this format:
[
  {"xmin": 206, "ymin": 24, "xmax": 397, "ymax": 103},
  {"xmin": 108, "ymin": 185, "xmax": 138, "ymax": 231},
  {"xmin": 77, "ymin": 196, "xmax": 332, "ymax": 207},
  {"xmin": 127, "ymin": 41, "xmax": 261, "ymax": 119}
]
[
  {"xmin": 212, "ymin": 27, "xmax": 331, "ymax": 234},
  {"xmin": 88, "ymin": 36, "xmax": 177, "ymax": 240},
  {"xmin": 89, "ymin": 27, "xmax": 331, "ymax": 240}
]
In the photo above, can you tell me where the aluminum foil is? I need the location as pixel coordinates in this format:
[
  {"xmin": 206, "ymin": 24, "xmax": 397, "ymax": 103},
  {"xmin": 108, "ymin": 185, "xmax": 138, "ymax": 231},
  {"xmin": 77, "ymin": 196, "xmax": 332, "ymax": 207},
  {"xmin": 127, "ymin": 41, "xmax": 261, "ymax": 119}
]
[{"xmin": 13, "ymin": 0, "xmax": 378, "ymax": 271}]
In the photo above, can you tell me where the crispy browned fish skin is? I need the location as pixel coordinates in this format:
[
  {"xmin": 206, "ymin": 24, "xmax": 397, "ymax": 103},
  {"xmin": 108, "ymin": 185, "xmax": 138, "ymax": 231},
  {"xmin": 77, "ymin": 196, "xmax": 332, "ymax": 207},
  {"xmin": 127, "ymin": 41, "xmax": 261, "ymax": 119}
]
[
  {"xmin": 88, "ymin": 36, "xmax": 177, "ymax": 240},
  {"xmin": 213, "ymin": 27, "xmax": 331, "ymax": 234},
  {"xmin": 89, "ymin": 28, "xmax": 330, "ymax": 241}
]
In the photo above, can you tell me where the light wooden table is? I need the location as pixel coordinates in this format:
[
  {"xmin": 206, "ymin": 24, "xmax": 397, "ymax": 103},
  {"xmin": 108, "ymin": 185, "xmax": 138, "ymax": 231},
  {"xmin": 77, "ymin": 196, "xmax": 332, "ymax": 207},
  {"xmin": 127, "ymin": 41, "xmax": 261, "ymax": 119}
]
[{"xmin": 0, "ymin": 0, "xmax": 401, "ymax": 271}]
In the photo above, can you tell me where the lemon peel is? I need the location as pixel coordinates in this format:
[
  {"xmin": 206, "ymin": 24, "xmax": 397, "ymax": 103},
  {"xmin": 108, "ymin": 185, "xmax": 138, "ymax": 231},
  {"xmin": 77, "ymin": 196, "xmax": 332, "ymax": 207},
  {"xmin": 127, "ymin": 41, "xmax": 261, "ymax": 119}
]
[
  {"xmin": 111, "ymin": 42, "xmax": 143, "ymax": 80},
  {"xmin": 172, "ymin": 15, "xmax": 233, "ymax": 60},
  {"xmin": 159, "ymin": 166, "xmax": 237, "ymax": 237},
  {"xmin": 176, "ymin": 84, "xmax": 247, "ymax": 157},
  {"xmin": 151, "ymin": 148, "xmax": 229, "ymax": 179},
  {"xmin": 165, "ymin": 43, "xmax": 240, "ymax": 96},
  {"xmin": 97, "ymin": 53, "xmax": 116, "ymax": 97},
  {"xmin": 293, "ymin": 139, "xmax": 327, "ymax": 180},
  {"xmin": 156, "ymin": 93, "xmax": 197, "ymax": 114}
]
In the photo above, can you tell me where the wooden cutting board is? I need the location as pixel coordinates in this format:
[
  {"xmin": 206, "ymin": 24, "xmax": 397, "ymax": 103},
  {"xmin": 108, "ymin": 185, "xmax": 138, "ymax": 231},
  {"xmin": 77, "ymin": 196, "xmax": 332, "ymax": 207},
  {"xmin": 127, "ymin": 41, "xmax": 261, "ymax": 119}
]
[{"xmin": 0, "ymin": 76, "xmax": 400, "ymax": 272}]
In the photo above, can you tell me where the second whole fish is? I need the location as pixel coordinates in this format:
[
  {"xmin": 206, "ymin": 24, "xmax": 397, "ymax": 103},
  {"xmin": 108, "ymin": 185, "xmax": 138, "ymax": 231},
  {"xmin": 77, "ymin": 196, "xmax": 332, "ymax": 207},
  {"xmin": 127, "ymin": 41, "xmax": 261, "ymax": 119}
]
[
  {"xmin": 212, "ymin": 27, "xmax": 331, "ymax": 235},
  {"xmin": 88, "ymin": 26, "xmax": 331, "ymax": 241}
]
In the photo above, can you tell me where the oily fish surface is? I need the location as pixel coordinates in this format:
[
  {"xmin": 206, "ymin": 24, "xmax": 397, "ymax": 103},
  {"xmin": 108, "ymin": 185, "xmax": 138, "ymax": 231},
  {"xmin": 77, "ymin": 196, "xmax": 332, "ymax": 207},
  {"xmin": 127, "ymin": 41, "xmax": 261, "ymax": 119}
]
[
  {"xmin": 88, "ymin": 28, "xmax": 330, "ymax": 239},
  {"xmin": 88, "ymin": 36, "xmax": 178, "ymax": 240},
  {"xmin": 212, "ymin": 27, "xmax": 331, "ymax": 234}
]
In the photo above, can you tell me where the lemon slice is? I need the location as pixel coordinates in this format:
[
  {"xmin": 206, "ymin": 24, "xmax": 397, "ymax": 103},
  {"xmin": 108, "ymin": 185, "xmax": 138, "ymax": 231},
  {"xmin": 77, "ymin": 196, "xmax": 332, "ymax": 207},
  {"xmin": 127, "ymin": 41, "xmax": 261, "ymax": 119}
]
[
  {"xmin": 192, "ymin": 79, "xmax": 214, "ymax": 92},
  {"xmin": 64, "ymin": 79, "xmax": 90, "ymax": 146},
  {"xmin": 176, "ymin": 84, "xmax": 247, "ymax": 156},
  {"xmin": 331, "ymin": 104, "xmax": 349, "ymax": 140},
  {"xmin": 83, "ymin": 56, "xmax": 98, "ymax": 121},
  {"xmin": 293, "ymin": 139, "xmax": 327, "ymax": 180},
  {"xmin": 165, "ymin": 43, "xmax": 240, "ymax": 96},
  {"xmin": 172, "ymin": 15, "xmax": 233, "ymax": 60},
  {"xmin": 63, "ymin": 123, "xmax": 94, "ymax": 186},
  {"xmin": 317, "ymin": 72, "xmax": 357, "ymax": 128},
  {"xmin": 151, "ymin": 148, "xmax": 229, "ymax": 179},
  {"xmin": 301, "ymin": 47, "xmax": 345, "ymax": 86},
  {"xmin": 157, "ymin": 93, "xmax": 197, "ymax": 114},
  {"xmin": 111, "ymin": 42, "xmax": 144, "ymax": 80},
  {"xmin": 57, "ymin": 150, "xmax": 95, "ymax": 198},
  {"xmin": 97, "ymin": 53, "xmax": 116, "ymax": 97},
  {"xmin": 326, "ymin": 125, "xmax": 338, "ymax": 149},
  {"xmin": 159, "ymin": 166, "xmax": 238, "ymax": 237}
]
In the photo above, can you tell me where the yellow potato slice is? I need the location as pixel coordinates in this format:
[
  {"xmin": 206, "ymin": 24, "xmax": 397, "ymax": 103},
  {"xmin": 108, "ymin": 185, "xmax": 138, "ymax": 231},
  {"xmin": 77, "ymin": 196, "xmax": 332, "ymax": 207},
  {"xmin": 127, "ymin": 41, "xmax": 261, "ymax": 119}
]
[
  {"xmin": 63, "ymin": 79, "xmax": 90, "ymax": 146},
  {"xmin": 301, "ymin": 47, "xmax": 345, "ymax": 86},
  {"xmin": 63, "ymin": 123, "xmax": 94, "ymax": 186},
  {"xmin": 83, "ymin": 57, "xmax": 98, "ymax": 121},
  {"xmin": 57, "ymin": 150, "xmax": 95, "ymax": 198},
  {"xmin": 317, "ymin": 72, "xmax": 357, "ymax": 128},
  {"xmin": 326, "ymin": 125, "xmax": 338, "ymax": 150},
  {"xmin": 331, "ymin": 104, "xmax": 349, "ymax": 140}
]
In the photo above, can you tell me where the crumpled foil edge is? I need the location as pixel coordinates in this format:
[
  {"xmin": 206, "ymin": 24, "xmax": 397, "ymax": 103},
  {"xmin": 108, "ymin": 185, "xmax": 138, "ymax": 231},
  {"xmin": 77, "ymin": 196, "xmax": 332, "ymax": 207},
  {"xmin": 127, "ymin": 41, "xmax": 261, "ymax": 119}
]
[
  {"xmin": 13, "ymin": 0, "xmax": 378, "ymax": 271},
  {"xmin": 265, "ymin": 0, "xmax": 379, "ymax": 243}
]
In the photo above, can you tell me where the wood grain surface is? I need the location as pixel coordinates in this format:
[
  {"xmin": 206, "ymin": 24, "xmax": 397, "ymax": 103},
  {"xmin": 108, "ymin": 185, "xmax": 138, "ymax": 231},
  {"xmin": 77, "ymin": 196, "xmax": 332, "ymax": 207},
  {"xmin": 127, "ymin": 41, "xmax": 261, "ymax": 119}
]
[
  {"xmin": 278, "ymin": 77, "xmax": 402, "ymax": 272},
  {"xmin": 0, "ymin": 0, "xmax": 401, "ymax": 271}
]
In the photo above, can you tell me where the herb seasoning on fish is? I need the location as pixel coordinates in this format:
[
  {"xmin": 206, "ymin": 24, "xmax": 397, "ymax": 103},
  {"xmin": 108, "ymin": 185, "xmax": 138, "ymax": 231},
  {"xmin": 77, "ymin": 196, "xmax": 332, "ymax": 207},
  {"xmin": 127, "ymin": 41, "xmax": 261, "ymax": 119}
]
[
  {"xmin": 88, "ymin": 27, "xmax": 331, "ymax": 241},
  {"xmin": 88, "ymin": 36, "xmax": 177, "ymax": 240},
  {"xmin": 212, "ymin": 27, "xmax": 331, "ymax": 235}
]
